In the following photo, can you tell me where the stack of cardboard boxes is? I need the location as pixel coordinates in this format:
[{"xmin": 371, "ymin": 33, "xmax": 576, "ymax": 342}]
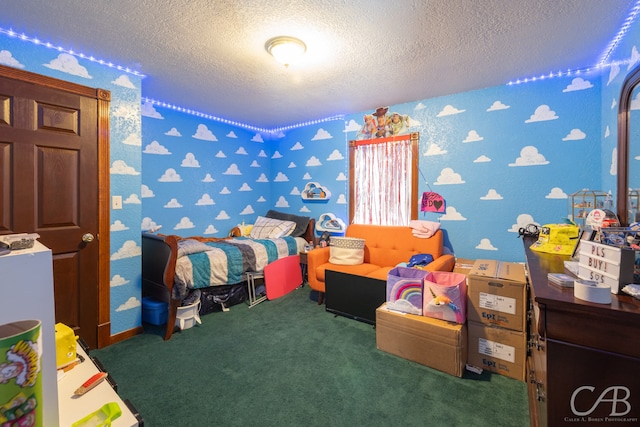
[
  {"xmin": 465, "ymin": 259, "xmax": 528, "ymax": 381},
  {"xmin": 375, "ymin": 259, "xmax": 528, "ymax": 381}
]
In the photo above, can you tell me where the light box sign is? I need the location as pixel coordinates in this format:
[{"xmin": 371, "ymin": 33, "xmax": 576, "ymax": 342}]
[{"xmin": 577, "ymin": 240, "xmax": 634, "ymax": 294}]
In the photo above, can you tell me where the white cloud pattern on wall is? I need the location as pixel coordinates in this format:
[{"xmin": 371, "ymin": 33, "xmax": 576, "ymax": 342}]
[
  {"xmin": 437, "ymin": 105, "xmax": 465, "ymax": 117},
  {"xmin": 196, "ymin": 194, "xmax": 215, "ymax": 205},
  {"xmin": 124, "ymin": 194, "xmax": 141, "ymax": 204},
  {"xmin": 223, "ymin": 164, "xmax": 242, "ymax": 175},
  {"xmin": 44, "ymin": 53, "xmax": 91, "ymax": 78},
  {"xmin": 239, "ymin": 183, "xmax": 252, "ymax": 191},
  {"xmin": 240, "ymin": 205, "xmax": 255, "ymax": 215},
  {"xmin": 251, "ymin": 134, "xmax": 264, "ymax": 143},
  {"xmin": 256, "ymin": 174, "xmax": 269, "ymax": 182},
  {"xmin": 291, "ymin": 142, "xmax": 304, "ymax": 150},
  {"xmin": 204, "ymin": 225, "xmax": 218, "ymax": 234},
  {"xmin": 226, "ymin": 131, "xmax": 238, "ymax": 138},
  {"xmin": 216, "ymin": 211, "xmax": 231, "ymax": 220},
  {"xmin": 562, "ymin": 129, "xmax": 586, "ymax": 141},
  {"xmin": 174, "ymin": 217, "xmax": 195, "ymax": 229},
  {"xmin": 487, "ymin": 101, "xmax": 509, "ymax": 111},
  {"xmin": 439, "ymin": 206, "xmax": 466, "ymax": 220},
  {"xmin": 272, "ymin": 151, "xmax": 283, "ymax": 159},
  {"xmin": 0, "ymin": 50, "xmax": 24, "ymax": 68},
  {"xmin": 141, "ymin": 102, "xmax": 163, "ymax": 119},
  {"xmin": 546, "ymin": 187, "xmax": 568, "ymax": 199},
  {"xmin": 312, "ymin": 128, "xmax": 333, "ymax": 140},
  {"xmin": 165, "ymin": 127, "xmax": 181, "ymax": 136},
  {"xmin": 112, "ymin": 75, "xmax": 135, "ymax": 88},
  {"xmin": 111, "ymin": 160, "xmax": 140, "ymax": 175},
  {"xmin": 424, "ymin": 144, "xmax": 447, "ymax": 156},
  {"xmin": 122, "ymin": 133, "xmax": 141, "ymax": 146},
  {"xmin": 336, "ymin": 172, "xmax": 347, "ymax": 181},
  {"xmin": 275, "ymin": 196, "xmax": 290, "ymax": 207},
  {"xmin": 509, "ymin": 146, "xmax": 549, "ymax": 166},
  {"xmin": 525, "ymin": 105, "xmax": 558, "ymax": 123},
  {"xmin": 158, "ymin": 168, "xmax": 182, "ymax": 181},
  {"xmin": 508, "ymin": 214, "xmax": 538, "ymax": 232},
  {"xmin": 434, "ymin": 168, "xmax": 465, "ymax": 185},
  {"xmin": 327, "ymin": 150, "xmax": 344, "ymax": 160},
  {"xmin": 110, "ymin": 274, "xmax": 130, "ymax": 287},
  {"xmin": 480, "ymin": 189, "xmax": 503, "ymax": 200},
  {"xmin": 344, "ymin": 120, "xmax": 361, "ymax": 132},
  {"xmin": 236, "ymin": 147, "xmax": 248, "ymax": 155},
  {"xmin": 463, "ymin": 130, "xmax": 483, "ymax": 143},
  {"xmin": 474, "ymin": 155, "xmax": 491, "ymax": 163},
  {"xmin": 181, "ymin": 152, "xmax": 200, "ymax": 167},
  {"xmin": 144, "ymin": 141, "xmax": 171, "ymax": 154},
  {"xmin": 220, "ymin": 187, "xmax": 231, "ymax": 194},
  {"xmin": 563, "ymin": 78, "xmax": 593, "ymax": 92},
  {"xmin": 111, "ymin": 240, "xmax": 141, "ymax": 260},
  {"xmin": 111, "ymin": 220, "xmax": 129, "ymax": 231},
  {"xmin": 306, "ymin": 156, "xmax": 322, "ymax": 166},
  {"xmin": 140, "ymin": 185, "xmax": 155, "ymax": 197},
  {"xmin": 476, "ymin": 238, "xmax": 498, "ymax": 251},
  {"xmin": 115, "ymin": 297, "xmax": 140, "ymax": 312},
  {"xmin": 202, "ymin": 174, "xmax": 215, "ymax": 182},
  {"xmin": 274, "ymin": 172, "xmax": 289, "ymax": 182},
  {"xmin": 141, "ymin": 217, "xmax": 159, "ymax": 231},
  {"xmin": 164, "ymin": 198, "xmax": 183, "ymax": 208},
  {"xmin": 193, "ymin": 124, "xmax": 218, "ymax": 141}
]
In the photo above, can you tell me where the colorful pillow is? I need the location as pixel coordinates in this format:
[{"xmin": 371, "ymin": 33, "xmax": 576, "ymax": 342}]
[
  {"xmin": 249, "ymin": 216, "xmax": 296, "ymax": 239},
  {"xmin": 265, "ymin": 210, "xmax": 311, "ymax": 237}
]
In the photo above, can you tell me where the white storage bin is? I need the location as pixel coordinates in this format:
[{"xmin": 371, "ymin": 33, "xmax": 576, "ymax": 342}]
[{"xmin": 175, "ymin": 300, "xmax": 202, "ymax": 330}]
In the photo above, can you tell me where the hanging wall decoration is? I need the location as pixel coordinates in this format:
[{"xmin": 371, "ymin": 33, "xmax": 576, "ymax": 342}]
[{"xmin": 421, "ymin": 191, "xmax": 446, "ymax": 213}]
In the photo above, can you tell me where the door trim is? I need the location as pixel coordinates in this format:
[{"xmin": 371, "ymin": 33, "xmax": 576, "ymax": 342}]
[{"xmin": 0, "ymin": 64, "xmax": 112, "ymax": 348}]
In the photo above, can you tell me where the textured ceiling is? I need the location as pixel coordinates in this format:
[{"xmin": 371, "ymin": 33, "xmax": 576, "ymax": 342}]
[{"xmin": 0, "ymin": 0, "xmax": 637, "ymax": 128}]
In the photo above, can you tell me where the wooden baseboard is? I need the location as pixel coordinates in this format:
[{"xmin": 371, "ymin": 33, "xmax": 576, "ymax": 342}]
[{"xmin": 105, "ymin": 326, "xmax": 144, "ymax": 347}]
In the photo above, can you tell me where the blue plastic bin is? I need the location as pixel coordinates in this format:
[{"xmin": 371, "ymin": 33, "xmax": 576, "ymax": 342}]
[{"xmin": 142, "ymin": 297, "xmax": 168, "ymax": 325}]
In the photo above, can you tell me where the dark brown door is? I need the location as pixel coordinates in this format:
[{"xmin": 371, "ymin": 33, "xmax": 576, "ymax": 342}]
[{"xmin": 0, "ymin": 70, "xmax": 104, "ymax": 348}]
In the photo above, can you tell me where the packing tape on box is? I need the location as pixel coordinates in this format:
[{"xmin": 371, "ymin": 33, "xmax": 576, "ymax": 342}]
[{"xmin": 574, "ymin": 280, "xmax": 612, "ymax": 304}]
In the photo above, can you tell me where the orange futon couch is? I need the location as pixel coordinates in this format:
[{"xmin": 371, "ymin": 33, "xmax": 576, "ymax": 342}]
[{"xmin": 307, "ymin": 224, "xmax": 455, "ymax": 302}]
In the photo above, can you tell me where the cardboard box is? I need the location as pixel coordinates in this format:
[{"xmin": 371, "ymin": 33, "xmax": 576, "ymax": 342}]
[
  {"xmin": 467, "ymin": 259, "xmax": 527, "ymax": 331},
  {"xmin": 453, "ymin": 258, "xmax": 476, "ymax": 275},
  {"xmin": 467, "ymin": 321, "xmax": 526, "ymax": 381},
  {"xmin": 376, "ymin": 303, "xmax": 467, "ymax": 377}
]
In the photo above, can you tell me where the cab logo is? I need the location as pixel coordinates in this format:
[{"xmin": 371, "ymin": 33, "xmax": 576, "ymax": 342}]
[{"xmin": 570, "ymin": 386, "xmax": 632, "ymax": 417}]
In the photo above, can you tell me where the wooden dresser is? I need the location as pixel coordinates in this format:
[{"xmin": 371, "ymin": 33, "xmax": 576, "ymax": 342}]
[{"xmin": 523, "ymin": 236, "xmax": 640, "ymax": 426}]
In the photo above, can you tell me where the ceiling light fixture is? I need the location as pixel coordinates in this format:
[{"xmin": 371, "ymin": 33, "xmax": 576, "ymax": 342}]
[{"xmin": 265, "ymin": 36, "xmax": 306, "ymax": 67}]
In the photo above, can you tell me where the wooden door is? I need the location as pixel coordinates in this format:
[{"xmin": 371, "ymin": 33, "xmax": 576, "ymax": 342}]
[{"xmin": 0, "ymin": 65, "xmax": 111, "ymax": 349}]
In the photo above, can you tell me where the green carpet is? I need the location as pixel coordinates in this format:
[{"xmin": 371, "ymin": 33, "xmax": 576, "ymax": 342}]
[{"xmin": 94, "ymin": 287, "xmax": 529, "ymax": 426}]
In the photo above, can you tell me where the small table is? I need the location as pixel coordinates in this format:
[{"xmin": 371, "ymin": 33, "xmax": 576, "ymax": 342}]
[{"xmin": 245, "ymin": 271, "xmax": 266, "ymax": 308}]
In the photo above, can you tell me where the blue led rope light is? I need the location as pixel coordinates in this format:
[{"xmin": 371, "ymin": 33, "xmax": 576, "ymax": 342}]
[
  {"xmin": 0, "ymin": 26, "xmax": 145, "ymax": 77},
  {"xmin": 508, "ymin": 0, "xmax": 640, "ymax": 86}
]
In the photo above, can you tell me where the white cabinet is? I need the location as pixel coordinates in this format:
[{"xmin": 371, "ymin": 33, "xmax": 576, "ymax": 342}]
[{"xmin": 0, "ymin": 241, "xmax": 59, "ymax": 426}]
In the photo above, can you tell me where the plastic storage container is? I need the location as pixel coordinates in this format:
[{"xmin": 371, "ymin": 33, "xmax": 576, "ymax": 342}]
[
  {"xmin": 175, "ymin": 300, "xmax": 201, "ymax": 330},
  {"xmin": 142, "ymin": 297, "xmax": 168, "ymax": 325}
]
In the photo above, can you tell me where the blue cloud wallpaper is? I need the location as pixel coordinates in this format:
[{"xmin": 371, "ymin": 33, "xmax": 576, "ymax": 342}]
[{"xmin": 2, "ymin": 7, "xmax": 640, "ymax": 338}]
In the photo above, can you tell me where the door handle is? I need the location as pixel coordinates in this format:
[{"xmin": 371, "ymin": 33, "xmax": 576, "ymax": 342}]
[{"xmin": 82, "ymin": 233, "xmax": 95, "ymax": 243}]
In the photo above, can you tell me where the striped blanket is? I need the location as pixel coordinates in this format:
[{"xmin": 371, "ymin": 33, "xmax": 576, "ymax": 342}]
[{"xmin": 173, "ymin": 236, "xmax": 302, "ymax": 299}]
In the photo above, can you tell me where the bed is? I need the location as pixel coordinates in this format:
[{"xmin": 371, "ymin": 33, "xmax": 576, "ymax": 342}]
[{"xmin": 141, "ymin": 211, "xmax": 315, "ymax": 340}]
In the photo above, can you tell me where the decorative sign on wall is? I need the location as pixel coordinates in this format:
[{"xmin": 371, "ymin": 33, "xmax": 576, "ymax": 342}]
[
  {"xmin": 356, "ymin": 106, "xmax": 410, "ymax": 140},
  {"xmin": 421, "ymin": 191, "xmax": 446, "ymax": 213}
]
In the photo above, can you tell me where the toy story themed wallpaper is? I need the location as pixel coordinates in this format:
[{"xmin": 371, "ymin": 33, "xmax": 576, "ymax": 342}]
[{"xmin": 2, "ymin": 9, "xmax": 640, "ymax": 337}]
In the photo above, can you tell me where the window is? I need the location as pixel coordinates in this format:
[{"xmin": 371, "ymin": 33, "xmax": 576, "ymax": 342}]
[{"xmin": 349, "ymin": 132, "xmax": 419, "ymax": 225}]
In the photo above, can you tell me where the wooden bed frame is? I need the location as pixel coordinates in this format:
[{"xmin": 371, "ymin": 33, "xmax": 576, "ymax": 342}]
[{"xmin": 141, "ymin": 219, "xmax": 315, "ymax": 340}]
